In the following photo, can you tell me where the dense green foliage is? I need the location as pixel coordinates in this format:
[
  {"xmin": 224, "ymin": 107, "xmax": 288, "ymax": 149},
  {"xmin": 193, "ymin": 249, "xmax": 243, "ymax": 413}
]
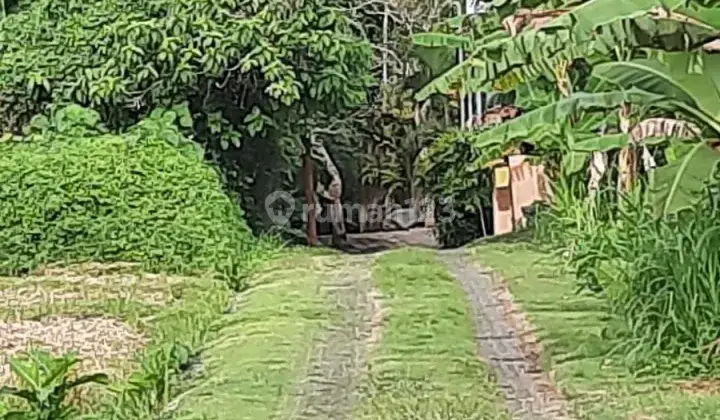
[
  {"xmin": 0, "ymin": 0, "xmax": 375, "ymax": 233},
  {"xmin": 0, "ymin": 106, "xmax": 269, "ymax": 287},
  {"xmin": 416, "ymin": 0, "xmax": 720, "ymax": 212},
  {"xmin": 0, "ymin": 0, "xmax": 372, "ymax": 128},
  {"xmin": 419, "ymin": 133, "xmax": 493, "ymax": 246}
]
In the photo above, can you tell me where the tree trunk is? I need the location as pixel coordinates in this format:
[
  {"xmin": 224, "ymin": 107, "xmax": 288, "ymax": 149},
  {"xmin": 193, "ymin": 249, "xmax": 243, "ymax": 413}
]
[
  {"xmin": 588, "ymin": 151, "xmax": 608, "ymax": 201},
  {"xmin": 617, "ymin": 104, "xmax": 637, "ymax": 193},
  {"xmin": 312, "ymin": 135, "xmax": 347, "ymax": 245},
  {"xmin": 424, "ymin": 194, "xmax": 435, "ymax": 228},
  {"xmin": 302, "ymin": 150, "xmax": 318, "ymax": 246},
  {"xmin": 617, "ymin": 147, "xmax": 638, "ymax": 192}
]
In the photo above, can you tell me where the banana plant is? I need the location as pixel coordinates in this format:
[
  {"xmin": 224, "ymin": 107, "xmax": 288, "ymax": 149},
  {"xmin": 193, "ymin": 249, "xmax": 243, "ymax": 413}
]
[
  {"xmin": 463, "ymin": 88, "xmax": 665, "ymax": 155},
  {"xmin": 652, "ymin": 141, "xmax": 720, "ymax": 217},
  {"xmin": 0, "ymin": 350, "xmax": 109, "ymax": 420},
  {"xmin": 591, "ymin": 52, "xmax": 720, "ymax": 216},
  {"xmin": 411, "ymin": 0, "xmax": 720, "ymax": 101},
  {"xmin": 460, "ymin": 52, "xmax": 720, "ymax": 216}
]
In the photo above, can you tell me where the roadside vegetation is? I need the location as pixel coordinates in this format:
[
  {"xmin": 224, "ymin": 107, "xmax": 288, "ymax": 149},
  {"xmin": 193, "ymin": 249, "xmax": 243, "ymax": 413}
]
[
  {"xmin": 357, "ymin": 249, "xmax": 509, "ymax": 420},
  {"xmin": 412, "ymin": 0, "xmax": 720, "ymax": 417},
  {"xmin": 473, "ymin": 238, "xmax": 720, "ymax": 419},
  {"xmin": 0, "ymin": 105, "xmax": 278, "ymax": 289},
  {"xmin": 0, "ymin": 105, "xmax": 279, "ymax": 419}
]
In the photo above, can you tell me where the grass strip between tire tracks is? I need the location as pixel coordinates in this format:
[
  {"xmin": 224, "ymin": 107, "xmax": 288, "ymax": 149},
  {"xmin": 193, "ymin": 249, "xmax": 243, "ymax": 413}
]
[{"xmin": 356, "ymin": 248, "xmax": 509, "ymax": 420}]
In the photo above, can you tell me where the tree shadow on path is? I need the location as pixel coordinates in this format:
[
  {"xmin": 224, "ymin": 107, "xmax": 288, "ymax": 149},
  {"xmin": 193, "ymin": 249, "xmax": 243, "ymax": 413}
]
[{"xmin": 318, "ymin": 227, "xmax": 439, "ymax": 254}]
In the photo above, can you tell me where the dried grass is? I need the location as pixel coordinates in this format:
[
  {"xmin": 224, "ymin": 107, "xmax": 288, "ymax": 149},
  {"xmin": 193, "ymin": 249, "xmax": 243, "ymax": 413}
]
[
  {"xmin": 0, "ymin": 268, "xmax": 177, "ymax": 387},
  {"xmin": 0, "ymin": 271, "xmax": 184, "ymax": 311},
  {"xmin": 0, "ymin": 316, "xmax": 148, "ymax": 386}
]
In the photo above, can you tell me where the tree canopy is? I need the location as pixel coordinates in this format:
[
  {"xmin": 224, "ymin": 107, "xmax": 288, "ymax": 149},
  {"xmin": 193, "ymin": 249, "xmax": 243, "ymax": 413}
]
[{"xmin": 0, "ymin": 0, "xmax": 373, "ymax": 131}]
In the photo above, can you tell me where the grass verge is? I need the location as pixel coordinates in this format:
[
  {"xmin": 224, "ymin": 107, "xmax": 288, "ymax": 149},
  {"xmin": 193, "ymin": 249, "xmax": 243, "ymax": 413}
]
[
  {"xmin": 356, "ymin": 248, "xmax": 509, "ymax": 420},
  {"xmin": 471, "ymin": 238, "xmax": 720, "ymax": 420},
  {"xmin": 173, "ymin": 254, "xmax": 347, "ymax": 420}
]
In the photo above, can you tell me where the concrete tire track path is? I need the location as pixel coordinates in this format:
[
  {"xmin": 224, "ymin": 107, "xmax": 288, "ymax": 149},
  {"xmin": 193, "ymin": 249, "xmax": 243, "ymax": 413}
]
[
  {"xmin": 441, "ymin": 248, "xmax": 571, "ymax": 420},
  {"xmin": 285, "ymin": 254, "xmax": 379, "ymax": 420},
  {"xmin": 284, "ymin": 233, "xmax": 569, "ymax": 420}
]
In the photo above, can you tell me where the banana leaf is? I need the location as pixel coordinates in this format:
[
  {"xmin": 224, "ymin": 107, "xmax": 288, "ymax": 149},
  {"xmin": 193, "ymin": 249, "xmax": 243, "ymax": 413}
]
[
  {"xmin": 543, "ymin": 0, "xmax": 687, "ymax": 33},
  {"xmin": 571, "ymin": 133, "xmax": 628, "ymax": 152},
  {"xmin": 651, "ymin": 142, "xmax": 720, "ymax": 217},
  {"xmin": 411, "ymin": 33, "xmax": 472, "ymax": 48},
  {"xmin": 415, "ymin": 0, "xmax": 719, "ymax": 102},
  {"xmin": 592, "ymin": 53, "xmax": 720, "ymax": 126},
  {"xmin": 463, "ymin": 89, "xmax": 665, "ymax": 154},
  {"xmin": 562, "ymin": 150, "xmax": 589, "ymax": 174}
]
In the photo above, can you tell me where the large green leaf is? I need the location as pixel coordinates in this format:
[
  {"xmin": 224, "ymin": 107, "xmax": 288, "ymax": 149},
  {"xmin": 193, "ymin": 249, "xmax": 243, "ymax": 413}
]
[
  {"xmin": 651, "ymin": 142, "xmax": 720, "ymax": 217},
  {"xmin": 414, "ymin": 59, "xmax": 484, "ymax": 100},
  {"xmin": 415, "ymin": 0, "xmax": 719, "ymax": 101},
  {"xmin": 592, "ymin": 53, "xmax": 720, "ymax": 138},
  {"xmin": 592, "ymin": 53, "xmax": 720, "ymax": 121},
  {"xmin": 413, "ymin": 30, "xmax": 509, "ymax": 100},
  {"xmin": 411, "ymin": 33, "xmax": 472, "ymax": 48},
  {"xmin": 562, "ymin": 150, "xmax": 589, "ymax": 174},
  {"xmin": 544, "ymin": 0, "xmax": 688, "ymax": 34},
  {"xmin": 462, "ymin": 89, "xmax": 664, "ymax": 162},
  {"xmin": 414, "ymin": 27, "xmax": 589, "ymax": 100},
  {"xmin": 41, "ymin": 355, "xmax": 78, "ymax": 389},
  {"xmin": 665, "ymin": 141, "xmax": 696, "ymax": 163},
  {"xmin": 8, "ymin": 358, "xmax": 40, "ymax": 392},
  {"xmin": 572, "ymin": 133, "xmax": 629, "ymax": 152},
  {"xmin": 410, "ymin": 45, "xmax": 456, "ymax": 77},
  {"xmin": 676, "ymin": 3, "xmax": 720, "ymax": 31}
]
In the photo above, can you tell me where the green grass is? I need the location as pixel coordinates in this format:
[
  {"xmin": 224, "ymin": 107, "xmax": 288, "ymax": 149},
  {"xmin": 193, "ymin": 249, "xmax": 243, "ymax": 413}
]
[
  {"xmin": 356, "ymin": 248, "xmax": 509, "ymax": 420},
  {"xmin": 471, "ymin": 239, "xmax": 720, "ymax": 420},
  {"xmin": 173, "ymin": 254, "xmax": 349, "ymax": 420}
]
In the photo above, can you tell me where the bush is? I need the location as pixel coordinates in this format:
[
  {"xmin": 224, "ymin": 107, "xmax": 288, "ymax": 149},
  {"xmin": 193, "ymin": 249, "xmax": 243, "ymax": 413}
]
[
  {"xmin": 419, "ymin": 134, "xmax": 495, "ymax": 248},
  {"xmin": 434, "ymin": 207, "xmax": 489, "ymax": 248},
  {"xmin": 0, "ymin": 106, "xmax": 274, "ymax": 288}
]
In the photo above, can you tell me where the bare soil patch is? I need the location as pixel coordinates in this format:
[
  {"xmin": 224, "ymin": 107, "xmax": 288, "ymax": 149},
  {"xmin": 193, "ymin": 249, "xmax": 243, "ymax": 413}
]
[{"xmin": 0, "ymin": 269, "xmax": 185, "ymax": 387}]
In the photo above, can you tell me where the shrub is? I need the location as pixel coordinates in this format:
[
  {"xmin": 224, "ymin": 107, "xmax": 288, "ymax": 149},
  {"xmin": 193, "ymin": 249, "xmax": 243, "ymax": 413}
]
[
  {"xmin": 434, "ymin": 207, "xmax": 489, "ymax": 249},
  {"xmin": 0, "ymin": 106, "xmax": 273, "ymax": 288},
  {"xmin": 419, "ymin": 135, "xmax": 495, "ymax": 248}
]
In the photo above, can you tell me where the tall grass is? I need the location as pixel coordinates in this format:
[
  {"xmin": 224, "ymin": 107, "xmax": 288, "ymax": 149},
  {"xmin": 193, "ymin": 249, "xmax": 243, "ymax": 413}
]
[
  {"xmin": 534, "ymin": 173, "xmax": 627, "ymax": 292},
  {"xmin": 535, "ymin": 172, "xmax": 720, "ymax": 374},
  {"xmin": 612, "ymin": 206, "xmax": 720, "ymax": 374}
]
